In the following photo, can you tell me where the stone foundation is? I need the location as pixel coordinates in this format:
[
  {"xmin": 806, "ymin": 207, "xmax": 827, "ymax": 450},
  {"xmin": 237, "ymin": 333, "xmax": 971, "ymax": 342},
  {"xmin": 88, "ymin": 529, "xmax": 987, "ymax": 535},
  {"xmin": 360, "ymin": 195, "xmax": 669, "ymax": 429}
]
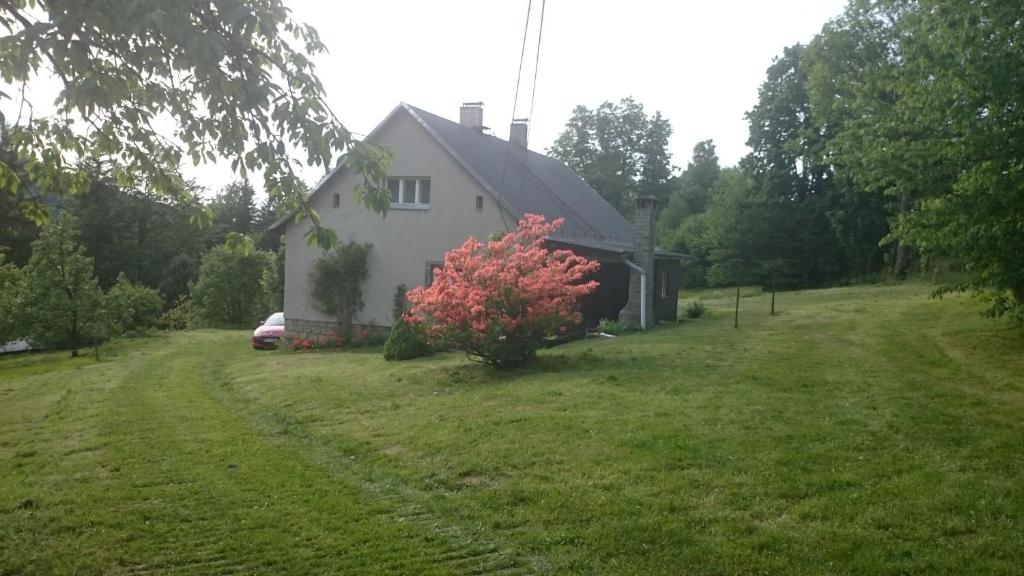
[{"xmin": 285, "ymin": 318, "xmax": 389, "ymax": 341}]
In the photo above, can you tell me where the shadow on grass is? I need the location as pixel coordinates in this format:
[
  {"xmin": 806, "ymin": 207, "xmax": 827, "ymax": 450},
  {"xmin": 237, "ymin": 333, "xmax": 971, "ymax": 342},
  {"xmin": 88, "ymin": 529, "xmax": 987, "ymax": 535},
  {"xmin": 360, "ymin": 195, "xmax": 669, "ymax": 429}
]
[{"xmin": 428, "ymin": 346, "xmax": 639, "ymax": 389}]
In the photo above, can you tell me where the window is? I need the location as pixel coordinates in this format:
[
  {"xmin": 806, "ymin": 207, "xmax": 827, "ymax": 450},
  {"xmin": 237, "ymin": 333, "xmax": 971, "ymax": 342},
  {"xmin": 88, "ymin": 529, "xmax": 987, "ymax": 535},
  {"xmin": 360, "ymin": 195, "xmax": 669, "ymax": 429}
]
[
  {"xmin": 332, "ymin": 193, "xmax": 340, "ymax": 208},
  {"xmin": 387, "ymin": 177, "xmax": 431, "ymax": 208},
  {"xmin": 387, "ymin": 178, "xmax": 400, "ymax": 203},
  {"xmin": 425, "ymin": 261, "xmax": 443, "ymax": 286},
  {"xmin": 475, "ymin": 195, "xmax": 484, "ymax": 211}
]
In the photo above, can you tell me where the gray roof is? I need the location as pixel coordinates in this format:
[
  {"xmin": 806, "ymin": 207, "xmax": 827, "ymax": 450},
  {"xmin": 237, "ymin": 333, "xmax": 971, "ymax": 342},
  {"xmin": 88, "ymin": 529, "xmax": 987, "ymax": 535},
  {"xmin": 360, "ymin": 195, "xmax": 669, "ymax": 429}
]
[
  {"xmin": 274, "ymin": 103, "xmax": 683, "ymax": 258},
  {"xmin": 403, "ymin": 104, "xmax": 637, "ymax": 252}
]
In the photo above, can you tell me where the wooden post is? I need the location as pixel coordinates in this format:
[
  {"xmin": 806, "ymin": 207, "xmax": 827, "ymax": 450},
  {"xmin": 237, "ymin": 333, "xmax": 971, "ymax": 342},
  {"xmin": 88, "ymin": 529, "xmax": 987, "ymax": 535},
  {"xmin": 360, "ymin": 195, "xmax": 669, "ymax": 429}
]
[
  {"xmin": 770, "ymin": 272, "xmax": 776, "ymax": 316},
  {"xmin": 734, "ymin": 262, "xmax": 741, "ymax": 329}
]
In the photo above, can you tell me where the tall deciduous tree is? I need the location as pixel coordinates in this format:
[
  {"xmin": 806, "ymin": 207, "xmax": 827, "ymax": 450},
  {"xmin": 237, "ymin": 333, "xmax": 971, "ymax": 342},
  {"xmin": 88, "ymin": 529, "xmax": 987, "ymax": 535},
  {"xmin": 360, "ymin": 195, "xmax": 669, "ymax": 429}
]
[
  {"xmin": 743, "ymin": 43, "xmax": 850, "ymax": 286},
  {"xmin": 0, "ymin": 1, "xmax": 391, "ymax": 248},
  {"xmin": 658, "ymin": 139, "xmax": 721, "ymax": 247},
  {"xmin": 20, "ymin": 215, "xmax": 106, "ymax": 356},
  {"xmin": 0, "ymin": 253, "xmax": 23, "ymax": 344},
  {"xmin": 810, "ymin": 0, "xmax": 1024, "ymax": 318},
  {"xmin": 549, "ymin": 98, "xmax": 673, "ymax": 217},
  {"xmin": 65, "ymin": 168, "xmax": 205, "ymax": 289},
  {"xmin": 207, "ymin": 180, "xmax": 257, "ymax": 247},
  {"xmin": 190, "ymin": 243, "xmax": 273, "ymax": 327}
]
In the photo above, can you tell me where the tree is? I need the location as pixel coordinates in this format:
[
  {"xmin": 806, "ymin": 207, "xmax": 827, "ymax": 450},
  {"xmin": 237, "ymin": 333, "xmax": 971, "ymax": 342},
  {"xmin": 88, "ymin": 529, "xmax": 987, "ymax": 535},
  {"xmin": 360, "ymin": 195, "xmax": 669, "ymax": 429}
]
[
  {"xmin": 159, "ymin": 252, "xmax": 197, "ymax": 306},
  {"xmin": 549, "ymin": 98, "xmax": 673, "ymax": 217},
  {"xmin": 20, "ymin": 215, "xmax": 106, "ymax": 356},
  {"xmin": 0, "ymin": 253, "xmax": 23, "ymax": 343},
  {"xmin": 207, "ymin": 181, "xmax": 257, "ymax": 247},
  {"xmin": 104, "ymin": 272, "xmax": 164, "ymax": 334},
  {"xmin": 260, "ymin": 241, "xmax": 285, "ymax": 313},
  {"xmin": 65, "ymin": 168, "xmax": 205, "ymax": 289},
  {"xmin": 742, "ymin": 43, "xmax": 852, "ymax": 287},
  {"xmin": 191, "ymin": 244, "xmax": 273, "ymax": 327},
  {"xmin": 407, "ymin": 214, "xmax": 599, "ymax": 368},
  {"xmin": 658, "ymin": 139, "xmax": 721, "ymax": 247},
  {"xmin": 809, "ymin": 0, "xmax": 1024, "ymax": 318},
  {"xmin": 0, "ymin": 0, "xmax": 392, "ymax": 249},
  {"xmin": 308, "ymin": 241, "xmax": 369, "ymax": 341}
]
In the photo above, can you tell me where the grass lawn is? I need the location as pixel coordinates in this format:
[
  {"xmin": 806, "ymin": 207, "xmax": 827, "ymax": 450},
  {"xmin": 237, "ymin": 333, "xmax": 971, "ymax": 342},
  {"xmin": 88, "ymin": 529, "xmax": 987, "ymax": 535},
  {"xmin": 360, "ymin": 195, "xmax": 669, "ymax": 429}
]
[{"xmin": 1, "ymin": 283, "xmax": 1022, "ymax": 574}]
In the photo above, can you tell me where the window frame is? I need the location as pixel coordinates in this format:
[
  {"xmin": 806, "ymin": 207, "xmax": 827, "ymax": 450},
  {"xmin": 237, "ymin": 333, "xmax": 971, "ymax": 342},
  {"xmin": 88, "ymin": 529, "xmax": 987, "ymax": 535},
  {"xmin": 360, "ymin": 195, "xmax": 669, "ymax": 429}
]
[
  {"xmin": 388, "ymin": 177, "xmax": 432, "ymax": 210},
  {"xmin": 425, "ymin": 261, "xmax": 443, "ymax": 286}
]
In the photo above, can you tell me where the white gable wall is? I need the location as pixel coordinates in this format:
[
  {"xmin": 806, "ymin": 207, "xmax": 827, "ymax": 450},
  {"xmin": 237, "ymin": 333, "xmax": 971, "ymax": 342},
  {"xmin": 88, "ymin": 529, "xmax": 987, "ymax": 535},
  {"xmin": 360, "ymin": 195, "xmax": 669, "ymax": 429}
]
[{"xmin": 283, "ymin": 109, "xmax": 514, "ymax": 328}]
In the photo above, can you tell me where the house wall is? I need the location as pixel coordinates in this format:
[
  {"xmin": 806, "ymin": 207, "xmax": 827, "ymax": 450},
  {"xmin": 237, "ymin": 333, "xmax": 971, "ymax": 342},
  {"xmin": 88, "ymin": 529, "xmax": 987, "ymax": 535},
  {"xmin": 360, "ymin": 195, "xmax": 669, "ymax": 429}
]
[{"xmin": 283, "ymin": 109, "xmax": 515, "ymax": 330}]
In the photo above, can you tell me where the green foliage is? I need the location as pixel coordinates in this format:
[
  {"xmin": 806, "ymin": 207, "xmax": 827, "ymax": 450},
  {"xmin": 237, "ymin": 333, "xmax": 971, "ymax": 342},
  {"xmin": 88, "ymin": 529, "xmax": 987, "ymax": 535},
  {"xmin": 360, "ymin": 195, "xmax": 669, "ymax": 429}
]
[
  {"xmin": 684, "ymin": 301, "xmax": 706, "ymax": 319},
  {"xmin": 158, "ymin": 295, "xmax": 193, "ymax": 331},
  {"xmin": 549, "ymin": 97, "xmax": 673, "ymax": 217},
  {"xmin": 64, "ymin": 171, "xmax": 206, "ymax": 290},
  {"xmin": 0, "ymin": 1, "xmax": 392, "ymax": 245},
  {"xmin": 383, "ymin": 319, "xmax": 430, "ymax": 361},
  {"xmin": 19, "ymin": 215, "xmax": 107, "ymax": 354},
  {"xmin": 191, "ymin": 244, "xmax": 273, "ymax": 327},
  {"xmin": 658, "ymin": 140, "xmax": 720, "ymax": 245},
  {"xmin": 159, "ymin": 252, "xmax": 197, "ymax": 306},
  {"xmin": 597, "ymin": 318, "xmax": 632, "ymax": 335},
  {"xmin": 260, "ymin": 242, "xmax": 286, "ymax": 314},
  {"xmin": 392, "ymin": 284, "xmax": 409, "ymax": 324},
  {"xmin": 207, "ymin": 181, "xmax": 257, "ymax": 246},
  {"xmin": 0, "ymin": 253, "xmax": 24, "ymax": 343},
  {"xmin": 308, "ymin": 242, "xmax": 370, "ymax": 340},
  {"xmin": 805, "ymin": 0, "xmax": 1024, "ymax": 317},
  {"xmin": 104, "ymin": 273, "xmax": 164, "ymax": 334}
]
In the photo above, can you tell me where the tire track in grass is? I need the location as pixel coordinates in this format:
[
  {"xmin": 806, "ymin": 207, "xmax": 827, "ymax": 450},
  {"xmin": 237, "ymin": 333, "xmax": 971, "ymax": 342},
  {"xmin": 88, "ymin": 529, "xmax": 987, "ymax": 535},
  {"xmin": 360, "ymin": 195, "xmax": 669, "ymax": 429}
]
[
  {"xmin": 191, "ymin": 334, "xmax": 540, "ymax": 575},
  {"xmin": 103, "ymin": 332, "xmax": 534, "ymax": 575}
]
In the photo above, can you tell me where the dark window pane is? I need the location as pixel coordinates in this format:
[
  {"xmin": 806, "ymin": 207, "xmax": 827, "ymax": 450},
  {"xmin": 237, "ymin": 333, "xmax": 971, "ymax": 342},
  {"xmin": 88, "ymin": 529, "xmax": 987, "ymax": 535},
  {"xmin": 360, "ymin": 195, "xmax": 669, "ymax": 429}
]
[
  {"xmin": 332, "ymin": 193, "xmax": 340, "ymax": 208},
  {"xmin": 475, "ymin": 195, "xmax": 483, "ymax": 210},
  {"xmin": 419, "ymin": 179, "xmax": 430, "ymax": 204},
  {"xmin": 402, "ymin": 179, "xmax": 417, "ymax": 203},
  {"xmin": 387, "ymin": 178, "xmax": 400, "ymax": 203}
]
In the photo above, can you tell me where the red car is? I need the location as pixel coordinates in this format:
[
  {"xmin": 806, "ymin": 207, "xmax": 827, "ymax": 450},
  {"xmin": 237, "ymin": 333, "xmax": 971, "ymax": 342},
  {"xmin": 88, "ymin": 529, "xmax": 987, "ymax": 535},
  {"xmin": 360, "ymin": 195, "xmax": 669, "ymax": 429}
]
[{"xmin": 252, "ymin": 312, "xmax": 285, "ymax": 349}]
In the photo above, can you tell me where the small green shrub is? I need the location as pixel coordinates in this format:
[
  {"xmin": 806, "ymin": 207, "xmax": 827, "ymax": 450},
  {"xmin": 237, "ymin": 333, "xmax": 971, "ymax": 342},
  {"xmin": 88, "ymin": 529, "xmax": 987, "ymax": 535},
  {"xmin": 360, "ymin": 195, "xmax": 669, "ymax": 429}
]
[
  {"xmin": 684, "ymin": 301, "xmax": 706, "ymax": 319},
  {"xmin": 159, "ymin": 295, "xmax": 193, "ymax": 330},
  {"xmin": 598, "ymin": 318, "xmax": 633, "ymax": 335},
  {"xmin": 105, "ymin": 273, "xmax": 164, "ymax": 334},
  {"xmin": 383, "ymin": 319, "xmax": 430, "ymax": 361}
]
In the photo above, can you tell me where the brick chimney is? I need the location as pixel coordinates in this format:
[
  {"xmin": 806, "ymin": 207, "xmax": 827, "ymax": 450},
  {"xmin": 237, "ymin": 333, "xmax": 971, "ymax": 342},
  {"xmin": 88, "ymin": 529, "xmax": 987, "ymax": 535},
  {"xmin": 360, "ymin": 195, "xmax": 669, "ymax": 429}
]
[
  {"xmin": 510, "ymin": 118, "xmax": 529, "ymax": 148},
  {"xmin": 459, "ymin": 102, "xmax": 484, "ymax": 131},
  {"xmin": 620, "ymin": 195, "xmax": 658, "ymax": 329}
]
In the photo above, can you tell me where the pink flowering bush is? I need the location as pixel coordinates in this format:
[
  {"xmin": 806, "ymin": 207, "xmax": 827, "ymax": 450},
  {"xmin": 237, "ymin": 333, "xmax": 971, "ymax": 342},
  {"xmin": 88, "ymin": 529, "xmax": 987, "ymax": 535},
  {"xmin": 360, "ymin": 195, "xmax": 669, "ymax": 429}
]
[{"xmin": 407, "ymin": 214, "xmax": 599, "ymax": 367}]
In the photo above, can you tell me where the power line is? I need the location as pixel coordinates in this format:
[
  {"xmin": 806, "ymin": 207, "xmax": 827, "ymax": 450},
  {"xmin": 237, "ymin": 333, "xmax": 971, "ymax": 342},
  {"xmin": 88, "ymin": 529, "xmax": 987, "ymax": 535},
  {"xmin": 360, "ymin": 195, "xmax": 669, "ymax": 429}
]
[
  {"xmin": 527, "ymin": 0, "xmax": 546, "ymax": 125},
  {"xmin": 516, "ymin": 0, "xmax": 546, "ymax": 211},
  {"xmin": 495, "ymin": 0, "xmax": 535, "ymax": 233}
]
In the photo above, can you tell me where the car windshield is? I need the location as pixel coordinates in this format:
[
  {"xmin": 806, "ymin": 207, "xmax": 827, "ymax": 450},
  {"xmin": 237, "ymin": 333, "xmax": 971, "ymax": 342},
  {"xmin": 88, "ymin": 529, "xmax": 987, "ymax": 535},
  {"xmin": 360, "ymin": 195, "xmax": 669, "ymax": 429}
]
[{"xmin": 265, "ymin": 314, "xmax": 285, "ymax": 326}]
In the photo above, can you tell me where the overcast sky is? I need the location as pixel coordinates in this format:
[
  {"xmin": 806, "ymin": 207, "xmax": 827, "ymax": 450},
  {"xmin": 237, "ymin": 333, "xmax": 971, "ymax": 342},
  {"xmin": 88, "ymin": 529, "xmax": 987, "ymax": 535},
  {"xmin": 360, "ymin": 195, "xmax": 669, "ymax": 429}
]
[
  {"xmin": 5, "ymin": 0, "xmax": 849, "ymax": 197},
  {"xmin": 229, "ymin": 0, "xmax": 848, "ymax": 195}
]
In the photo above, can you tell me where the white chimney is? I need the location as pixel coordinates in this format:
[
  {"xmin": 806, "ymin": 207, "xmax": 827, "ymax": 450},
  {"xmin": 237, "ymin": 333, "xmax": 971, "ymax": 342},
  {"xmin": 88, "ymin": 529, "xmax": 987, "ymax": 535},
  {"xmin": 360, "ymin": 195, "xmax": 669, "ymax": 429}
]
[{"xmin": 460, "ymin": 102, "xmax": 484, "ymax": 131}]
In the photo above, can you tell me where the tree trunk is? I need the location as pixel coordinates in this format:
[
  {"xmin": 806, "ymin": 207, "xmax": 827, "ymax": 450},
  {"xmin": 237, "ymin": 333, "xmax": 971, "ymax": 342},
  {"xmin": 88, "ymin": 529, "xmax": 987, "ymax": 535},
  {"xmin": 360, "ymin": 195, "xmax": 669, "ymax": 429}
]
[{"xmin": 892, "ymin": 193, "xmax": 912, "ymax": 278}]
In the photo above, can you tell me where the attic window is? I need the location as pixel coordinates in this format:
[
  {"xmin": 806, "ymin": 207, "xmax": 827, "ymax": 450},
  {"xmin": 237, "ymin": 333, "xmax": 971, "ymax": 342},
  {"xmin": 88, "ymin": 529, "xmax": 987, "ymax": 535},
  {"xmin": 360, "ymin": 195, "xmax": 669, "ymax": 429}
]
[
  {"xmin": 475, "ymin": 195, "xmax": 484, "ymax": 211},
  {"xmin": 388, "ymin": 177, "xmax": 430, "ymax": 209},
  {"xmin": 332, "ymin": 193, "xmax": 340, "ymax": 208}
]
